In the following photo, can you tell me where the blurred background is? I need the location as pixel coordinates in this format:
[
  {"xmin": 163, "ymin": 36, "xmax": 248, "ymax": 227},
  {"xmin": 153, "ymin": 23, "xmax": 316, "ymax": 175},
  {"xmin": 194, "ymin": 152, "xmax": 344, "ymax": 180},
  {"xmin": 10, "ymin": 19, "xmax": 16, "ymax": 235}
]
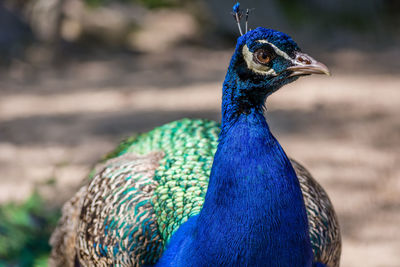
[{"xmin": 0, "ymin": 0, "xmax": 399, "ymax": 266}]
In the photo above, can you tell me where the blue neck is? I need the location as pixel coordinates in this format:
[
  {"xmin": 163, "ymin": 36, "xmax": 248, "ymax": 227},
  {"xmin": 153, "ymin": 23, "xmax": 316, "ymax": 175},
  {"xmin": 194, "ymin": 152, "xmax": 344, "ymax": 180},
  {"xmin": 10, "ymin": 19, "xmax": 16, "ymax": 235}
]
[
  {"xmin": 219, "ymin": 55, "xmax": 281, "ymax": 137},
  {"xmin": 192, "ymin": 74, "xmax": 313, "ymax": 266},
  {"xmin": 155, "ymin": 67, "xmax": 314, "ymax": 267}
]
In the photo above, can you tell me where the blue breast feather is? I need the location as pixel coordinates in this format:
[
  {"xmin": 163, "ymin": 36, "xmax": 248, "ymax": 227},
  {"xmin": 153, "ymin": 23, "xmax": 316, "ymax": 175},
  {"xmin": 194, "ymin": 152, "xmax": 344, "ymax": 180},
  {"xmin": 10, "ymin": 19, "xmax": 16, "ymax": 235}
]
[{"xmin": 155, "ymin": 112, "xmax": 314, "ymax": 267}]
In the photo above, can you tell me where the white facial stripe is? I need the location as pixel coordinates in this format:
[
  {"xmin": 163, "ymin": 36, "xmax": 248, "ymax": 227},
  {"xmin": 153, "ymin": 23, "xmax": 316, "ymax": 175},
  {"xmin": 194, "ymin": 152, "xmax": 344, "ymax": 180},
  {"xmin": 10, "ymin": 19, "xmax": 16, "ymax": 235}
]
[
  {"xmin": 242, "ymin": 45, "xmax": 277, "ymax": 76},
  {"xmin": 257, "ymin": 40, "xmax": 295, "ymax": 63}
]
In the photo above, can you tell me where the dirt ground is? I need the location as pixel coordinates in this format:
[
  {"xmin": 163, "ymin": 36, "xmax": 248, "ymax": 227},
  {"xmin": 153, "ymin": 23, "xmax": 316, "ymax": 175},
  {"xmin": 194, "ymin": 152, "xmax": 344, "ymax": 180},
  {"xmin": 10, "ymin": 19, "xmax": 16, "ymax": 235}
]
[{"xmin": 0, "ymin": 44, "xmax": 399, "ymax": 266}]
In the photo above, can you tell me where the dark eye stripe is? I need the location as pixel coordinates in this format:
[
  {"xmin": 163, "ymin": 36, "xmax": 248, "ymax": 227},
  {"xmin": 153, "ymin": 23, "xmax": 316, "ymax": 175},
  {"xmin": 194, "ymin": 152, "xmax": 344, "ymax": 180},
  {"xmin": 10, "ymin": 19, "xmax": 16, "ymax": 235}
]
[{"xmin": 256, "ymin": 40, "xmax": 294, "ymax": 62}]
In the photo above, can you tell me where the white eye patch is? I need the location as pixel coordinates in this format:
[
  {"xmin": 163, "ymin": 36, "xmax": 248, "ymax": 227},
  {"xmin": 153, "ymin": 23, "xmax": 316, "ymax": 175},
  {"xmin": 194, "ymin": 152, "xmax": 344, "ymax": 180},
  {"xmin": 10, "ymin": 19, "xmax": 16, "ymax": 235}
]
[
  {"xmin": 242, "ymin": 45, "xmax": 277, "ymax": 76},
  {"xmin": 242, "ymin": 40, "xmax": 295, "ymax": 76}
]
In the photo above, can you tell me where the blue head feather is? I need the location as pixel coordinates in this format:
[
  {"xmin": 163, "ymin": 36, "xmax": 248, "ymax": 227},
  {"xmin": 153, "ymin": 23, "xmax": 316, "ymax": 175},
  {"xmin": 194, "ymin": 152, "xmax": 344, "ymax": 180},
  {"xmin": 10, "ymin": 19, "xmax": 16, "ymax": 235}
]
[
  {"xmin": 233, "ymin": 2, "xmax": 240, "ymax": 13},
  {"xmin": 156, "ymin": 28, "xmax": 316, "ymax": 267},
  {"xmin": 220, "ymin": 27, "xmax": 301, "ymax": 135}
]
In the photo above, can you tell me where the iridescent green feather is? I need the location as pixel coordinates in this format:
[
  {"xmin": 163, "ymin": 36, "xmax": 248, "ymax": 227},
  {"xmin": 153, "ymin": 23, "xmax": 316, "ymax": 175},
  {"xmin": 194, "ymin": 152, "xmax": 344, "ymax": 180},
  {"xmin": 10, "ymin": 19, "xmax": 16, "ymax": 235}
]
[{"xmin": 112, "ymin": 119, "xmax": 219, "ymax": 244}]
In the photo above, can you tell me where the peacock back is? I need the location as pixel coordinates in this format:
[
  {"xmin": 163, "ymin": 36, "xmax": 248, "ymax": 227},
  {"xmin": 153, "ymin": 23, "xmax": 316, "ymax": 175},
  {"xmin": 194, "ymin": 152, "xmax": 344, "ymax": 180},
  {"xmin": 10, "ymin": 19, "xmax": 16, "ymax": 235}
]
[{"xmin": 50, "ymin": 118, "xmax": 341, "ymax": 267}]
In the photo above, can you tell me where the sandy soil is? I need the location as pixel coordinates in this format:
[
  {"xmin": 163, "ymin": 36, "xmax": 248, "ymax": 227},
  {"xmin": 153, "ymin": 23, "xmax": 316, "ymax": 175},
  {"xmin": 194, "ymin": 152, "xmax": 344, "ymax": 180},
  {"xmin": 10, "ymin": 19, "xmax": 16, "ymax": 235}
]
[{"xmin": 0, "ymin": 45, "xmax": 399, "ymax": 266}]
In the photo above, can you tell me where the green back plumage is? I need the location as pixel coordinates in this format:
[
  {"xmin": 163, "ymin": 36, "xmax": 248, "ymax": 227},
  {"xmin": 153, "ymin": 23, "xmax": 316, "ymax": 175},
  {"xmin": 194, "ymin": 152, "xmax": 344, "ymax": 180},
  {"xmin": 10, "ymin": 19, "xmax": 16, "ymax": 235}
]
[
  {"xmin": 110, "ymin": 119, "xmax": 219, "ymax": 244},
  {"xmin": 66, "ymin": 119, "xmax": 220, "ymax": 266}
]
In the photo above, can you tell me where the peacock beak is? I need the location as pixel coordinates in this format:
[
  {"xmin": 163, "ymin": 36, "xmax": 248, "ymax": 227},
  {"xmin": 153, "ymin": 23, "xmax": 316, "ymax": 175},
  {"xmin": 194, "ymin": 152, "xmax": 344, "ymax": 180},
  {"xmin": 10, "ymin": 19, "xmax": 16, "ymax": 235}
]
[{"xmin": 287, "ymin": 52, "xmax": 330, "ymax": 77}]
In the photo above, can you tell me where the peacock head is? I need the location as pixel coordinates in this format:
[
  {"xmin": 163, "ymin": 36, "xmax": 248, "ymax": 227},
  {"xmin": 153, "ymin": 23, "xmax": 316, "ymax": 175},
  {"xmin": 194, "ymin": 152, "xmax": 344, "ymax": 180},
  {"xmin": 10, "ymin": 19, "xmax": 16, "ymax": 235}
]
[{"xmin": 225, "ymin": 27, "xmax": 329, "ymax": 105}]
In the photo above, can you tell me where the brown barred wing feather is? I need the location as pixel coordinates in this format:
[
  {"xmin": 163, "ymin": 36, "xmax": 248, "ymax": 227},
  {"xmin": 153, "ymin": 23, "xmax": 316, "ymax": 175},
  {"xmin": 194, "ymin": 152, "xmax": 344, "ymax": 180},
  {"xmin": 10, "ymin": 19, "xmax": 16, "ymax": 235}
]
[
  {"xmin": 50, "ymin": 152, "xmax": 164, "ymax": 267},
  {"xmin": 291, "ymin": 159, "xmax": 342, "ymax": 267}
]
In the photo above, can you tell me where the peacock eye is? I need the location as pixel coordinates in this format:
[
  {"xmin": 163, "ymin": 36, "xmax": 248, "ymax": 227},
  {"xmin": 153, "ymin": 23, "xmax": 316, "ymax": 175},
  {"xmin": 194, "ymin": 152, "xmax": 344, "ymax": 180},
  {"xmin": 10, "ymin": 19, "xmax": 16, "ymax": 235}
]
[{"xmin": 253, "ymin": 48, "xmax": 274, "ymax": 65}]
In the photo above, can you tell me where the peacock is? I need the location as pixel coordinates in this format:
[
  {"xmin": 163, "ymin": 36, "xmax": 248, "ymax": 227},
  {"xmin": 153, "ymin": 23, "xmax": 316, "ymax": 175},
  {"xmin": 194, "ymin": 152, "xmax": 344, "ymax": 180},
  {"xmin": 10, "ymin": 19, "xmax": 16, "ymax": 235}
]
[{"xmin": 50, "ymin": 4, "xmax": 341, "ymax": 267}]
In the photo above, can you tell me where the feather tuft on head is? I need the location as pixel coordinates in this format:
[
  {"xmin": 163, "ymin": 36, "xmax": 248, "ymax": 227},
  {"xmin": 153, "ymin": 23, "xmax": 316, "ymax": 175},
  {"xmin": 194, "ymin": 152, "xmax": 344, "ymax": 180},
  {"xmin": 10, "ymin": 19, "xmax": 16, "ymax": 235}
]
[
  {"xmin": 231, "ymin": 2, "xmax": 244, "ymax": 35},
  {"xmin": 231, "ymin": 2, "xmax": 254, "ymax": 36},
  {"xmin": 233, "ymin": 2, "xmax": 240, "ymax": 13}
]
